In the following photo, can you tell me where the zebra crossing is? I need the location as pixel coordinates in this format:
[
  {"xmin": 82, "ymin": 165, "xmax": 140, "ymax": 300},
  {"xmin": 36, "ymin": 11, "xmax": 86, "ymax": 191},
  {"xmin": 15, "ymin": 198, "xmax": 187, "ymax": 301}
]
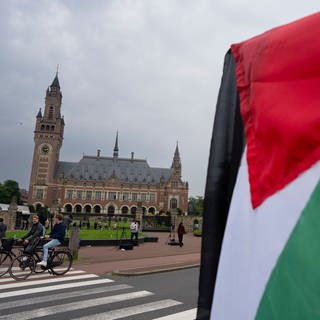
[{"xmin": 0, "ymin": 269, "xmax": 197, "ymax": 319}]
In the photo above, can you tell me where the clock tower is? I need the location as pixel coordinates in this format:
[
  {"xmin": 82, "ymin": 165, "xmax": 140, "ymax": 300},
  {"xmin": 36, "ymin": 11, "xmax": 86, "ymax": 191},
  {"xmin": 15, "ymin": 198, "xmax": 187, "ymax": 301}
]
[{"xmin": 28, "ymin": 72, "xmax": 65, "ymax": 207}]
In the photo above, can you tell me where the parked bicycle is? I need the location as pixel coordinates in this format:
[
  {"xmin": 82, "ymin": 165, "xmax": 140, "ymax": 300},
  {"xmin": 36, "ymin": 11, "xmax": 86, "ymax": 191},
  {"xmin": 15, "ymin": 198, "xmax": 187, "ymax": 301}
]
[
  {"xmin": 9, "ymin": 239, "xmax": 73, "ymax": 281},
  {"xmin": 0, "ymin": 238, "xmax": 17, "ymax": 277}
]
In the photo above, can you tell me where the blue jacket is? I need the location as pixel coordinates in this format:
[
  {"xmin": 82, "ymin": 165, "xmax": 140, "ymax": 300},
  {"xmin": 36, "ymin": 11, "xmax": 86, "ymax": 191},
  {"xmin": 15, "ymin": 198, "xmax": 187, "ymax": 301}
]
[{"xmin": 50, "ymin": 222, "xmax": 66, "ymax": 243}]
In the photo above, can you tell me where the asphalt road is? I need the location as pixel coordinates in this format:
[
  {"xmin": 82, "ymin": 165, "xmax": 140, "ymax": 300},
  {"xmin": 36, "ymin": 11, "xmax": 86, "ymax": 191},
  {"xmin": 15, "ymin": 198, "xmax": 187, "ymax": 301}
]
[{"xmin": 0, "ymin": 267, "xmax": 199, "ymax": 320}]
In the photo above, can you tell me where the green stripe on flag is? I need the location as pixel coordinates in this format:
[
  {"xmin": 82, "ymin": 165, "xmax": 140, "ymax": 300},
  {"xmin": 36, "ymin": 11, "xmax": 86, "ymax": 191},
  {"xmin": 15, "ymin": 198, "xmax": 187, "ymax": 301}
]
[{"xmin": 256, "ymin": 181, "xmax": 320, "ymax": 320}]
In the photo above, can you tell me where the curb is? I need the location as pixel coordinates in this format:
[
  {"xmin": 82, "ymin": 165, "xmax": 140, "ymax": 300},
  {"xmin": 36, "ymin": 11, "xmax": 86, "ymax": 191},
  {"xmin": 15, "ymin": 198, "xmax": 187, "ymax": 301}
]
[{"xmin": 111, "ymin": 263, "xmax": 200, "ymax": 277}]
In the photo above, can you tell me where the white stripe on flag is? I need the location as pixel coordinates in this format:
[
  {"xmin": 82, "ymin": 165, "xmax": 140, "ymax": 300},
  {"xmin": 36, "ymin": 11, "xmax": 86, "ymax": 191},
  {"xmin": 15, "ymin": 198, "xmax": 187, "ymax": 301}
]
[
  {"xmin": 0, "ymin": 291, "xmax": 153, "ymax": 320},
  {"xmin": 0, "ymin": 278, "xmax": 113, "ymax": 298},
  {"xmin": 211, "ymin": 157, "xmax": 320, "ymax": 320}
]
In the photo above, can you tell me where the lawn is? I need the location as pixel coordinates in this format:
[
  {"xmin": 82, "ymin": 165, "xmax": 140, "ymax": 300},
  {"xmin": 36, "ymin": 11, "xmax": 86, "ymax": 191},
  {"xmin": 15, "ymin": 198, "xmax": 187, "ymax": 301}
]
[{"xmin": 6, "ymin": 227, "xmax": 140, "ymax": 240}]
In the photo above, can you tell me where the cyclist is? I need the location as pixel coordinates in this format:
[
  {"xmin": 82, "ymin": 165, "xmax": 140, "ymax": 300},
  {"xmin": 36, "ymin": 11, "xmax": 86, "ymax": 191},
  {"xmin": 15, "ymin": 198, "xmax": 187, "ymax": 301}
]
[
  {"xmin": 37, "ymin": 213, "xmax": 66, "ymax": 267},
  {"xmin": 20, "ymin": 215, "xmax": 44, "ymax": 253}
]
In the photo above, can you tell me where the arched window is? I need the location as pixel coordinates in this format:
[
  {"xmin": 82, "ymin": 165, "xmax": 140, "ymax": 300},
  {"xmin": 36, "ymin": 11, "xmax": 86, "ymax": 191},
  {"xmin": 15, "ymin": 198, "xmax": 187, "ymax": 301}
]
[
  {"xmin": 84, "ymin": 205, "xmax": 91, "ymax": 213},
  {"xmin": 41, "ymin": 125, "xmax": 45, "ymax": 131},
  {"xmin": 170, "ymin": 198, "xmax": 178, "ymax": 209},
  {"xmin": 108, "ymin": 205, "xmax": 115, "ymax": 215},
  {"xmin": 130, "ymin": 206, "xmax": 137, "ymax": 215},
  {"xmin": 51, "ymin": 126, "xmax": 55, "ymax": 131},
  {"xmin": 64, "ymin": 204, "xmax": 72, "ymax": 213},
  {"xmin": 75, "ymin": 205, "xmax": 82, "ymax": 213},
  {"xmin": 148, "ymin": 207, "xmax": 155, "ymax": 214},
  {"xmin": 121, "ymin": 206, "xmax": 129, "ymax": 214},
  {"xmin": 94, "ymin": 205, "xmax": 101, "ymax": 213}
]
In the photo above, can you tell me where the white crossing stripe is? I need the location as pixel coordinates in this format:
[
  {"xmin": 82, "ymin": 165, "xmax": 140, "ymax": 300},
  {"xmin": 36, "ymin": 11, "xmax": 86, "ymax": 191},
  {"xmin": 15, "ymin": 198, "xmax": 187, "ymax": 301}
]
[
  {"xmin": 0, "ymin": 284, "xmax": 132, "ymax": 310},
  {"xmin": 0, "ymin": 290, "xmax": 154, "ymax": 320},
  {"xmin": 152, "ymin": 308, "xmax": 197, "ymax": 319},
  {"xmin": 0, "ymin": 278, "xmax": 113, "ymax": 298},
  {"xmin": 0, "ymin": 269, "xmax": 85, "ymax": 283},
  {"xmin": 0, "ymin": 273, "xmax": 98, "ymax": 290},
  {"xmin": 76, "ymin": 299, "xmax": 183, "ymax": 320}
]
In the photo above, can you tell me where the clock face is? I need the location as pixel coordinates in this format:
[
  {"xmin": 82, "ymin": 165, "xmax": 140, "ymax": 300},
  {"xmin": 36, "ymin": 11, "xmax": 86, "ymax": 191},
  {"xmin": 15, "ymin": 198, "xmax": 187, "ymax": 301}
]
[{"xmin": 41, "ymin": 145, "xmax": 49, "ymax": 154}]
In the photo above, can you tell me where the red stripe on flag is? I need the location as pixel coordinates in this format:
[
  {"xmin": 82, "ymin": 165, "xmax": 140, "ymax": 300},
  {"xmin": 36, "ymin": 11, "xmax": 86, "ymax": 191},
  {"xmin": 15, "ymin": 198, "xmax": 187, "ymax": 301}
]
[{"xmin": 231, "ymin": 12, "xmax": 320, "ymax": 208}]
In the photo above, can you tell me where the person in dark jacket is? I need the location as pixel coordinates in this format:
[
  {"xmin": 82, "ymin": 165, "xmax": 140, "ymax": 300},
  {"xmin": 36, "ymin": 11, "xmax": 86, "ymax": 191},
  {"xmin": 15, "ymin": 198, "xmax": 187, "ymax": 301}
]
[
  {"xmin": 0, "ymin": 218, "xmax": 7, "ymax": 239},
  {"xmin": 37, "ymin": 213, "xmax": 66, "ymax": 267},
  {"xmin": 177, "ymin": 222, "xmax": 185, "ymax": 247},
  {"xmin": 21, "ymin": 215, "xmax": 44, "ymax": 245}
]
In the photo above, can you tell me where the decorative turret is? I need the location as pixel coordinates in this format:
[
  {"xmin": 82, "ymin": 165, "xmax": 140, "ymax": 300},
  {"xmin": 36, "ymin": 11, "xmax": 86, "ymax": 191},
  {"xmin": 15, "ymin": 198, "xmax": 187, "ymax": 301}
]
[
  {"xmin": 36, "ymin": 108, "xmax": 42, "ymax": 118},
  {"xmin": 113, "ymin": 131, "xmax": 119, "ymax": 158}
]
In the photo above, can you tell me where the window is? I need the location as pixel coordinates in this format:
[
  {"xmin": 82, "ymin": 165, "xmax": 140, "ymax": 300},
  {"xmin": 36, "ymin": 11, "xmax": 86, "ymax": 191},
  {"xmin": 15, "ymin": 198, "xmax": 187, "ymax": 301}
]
[
  {"xmin": 141, "ymin": 193, "xmax": 147, "ymax": 201},
  {"xmin": 95, "ymin": 191, "xmax": 101, "ymax": 200},
  {"xmin": 108, "ymin": 192, "xmax": 116, "ymax": 200},
  {"xmin": 66, "ymin": 190, "xmax": 73, "ymax": 200},
  {"xmin": 49, "ymin": 106, "xmax": 54, "ymax": 119},
  {"xmin": 35, "ymin": 189, "xmax": 44, "ymax": 199},
  {"xmin": 86, "ymin": 191, "xmax": 92, "ymax": 200},
  {"xmin": 170, "ymin": 198, "xmax": 178, "ymax": 209},
  {"xmin": 76, "ymin": 190, "xmax": 83, "ymax": 199},
  {"xmin": 171, "ymin": 181, "xmax": 178, "ymax": 188},
  {"xmin": 122, "ymin": 192, "xmax": 129, "ymax": 201},
  {"xmin": 132, "ymin": 193, "xmax": 138, "ymax": 201},
  {"xmin": 149, "ymin": 193, "xmax": 156, "ymax": 202}
]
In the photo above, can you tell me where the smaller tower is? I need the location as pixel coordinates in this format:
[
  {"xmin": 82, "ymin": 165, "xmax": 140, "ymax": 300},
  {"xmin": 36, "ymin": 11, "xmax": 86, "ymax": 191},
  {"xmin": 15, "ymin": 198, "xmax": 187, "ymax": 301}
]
[
  {"xmin": 113, "ymin": 131, "xmax": 119, "ymax": 158},
  {"xmin": 171, "ymin": 142, "xmax": 182, "ymax": 179}
]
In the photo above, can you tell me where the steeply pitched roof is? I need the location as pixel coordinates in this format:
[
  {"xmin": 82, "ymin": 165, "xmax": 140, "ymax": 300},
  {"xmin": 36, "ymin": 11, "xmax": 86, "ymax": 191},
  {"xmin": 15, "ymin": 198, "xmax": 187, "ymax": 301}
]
[
  {"xmin": 55, "ymin": 156, "xmax": 172, "ymax": 184},
  {"xmin": 51, "ymin": 73, "xmax": 60, "ymax": 89}
]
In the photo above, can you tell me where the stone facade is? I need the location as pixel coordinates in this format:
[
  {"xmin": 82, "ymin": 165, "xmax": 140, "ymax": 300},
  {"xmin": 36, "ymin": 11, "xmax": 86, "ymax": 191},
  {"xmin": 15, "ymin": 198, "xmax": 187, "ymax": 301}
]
[{"xmin": 28, "ymin": 74, "xmax": 189, "ymax": 216}]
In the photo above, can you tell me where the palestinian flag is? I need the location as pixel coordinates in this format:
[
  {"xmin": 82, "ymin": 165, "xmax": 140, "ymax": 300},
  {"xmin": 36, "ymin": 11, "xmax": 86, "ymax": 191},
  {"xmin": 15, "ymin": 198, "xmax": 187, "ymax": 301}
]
[{"xmin": 197, "ymin": 12, "xmax": 320, "ymax": 320}]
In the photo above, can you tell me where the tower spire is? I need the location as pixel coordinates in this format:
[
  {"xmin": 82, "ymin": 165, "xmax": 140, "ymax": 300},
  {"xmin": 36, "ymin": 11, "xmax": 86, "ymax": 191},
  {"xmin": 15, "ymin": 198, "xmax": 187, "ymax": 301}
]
[
  {"xmin": 171, "ymin": 141, "xmax": 181, "ymax": 178},
  {"xmin": 113, "ymin": 131, "xmax": 119, "ymax": 158},
  {"xmin": 50, "ymin": 66, "xmax": 60, "ymax": 89}
]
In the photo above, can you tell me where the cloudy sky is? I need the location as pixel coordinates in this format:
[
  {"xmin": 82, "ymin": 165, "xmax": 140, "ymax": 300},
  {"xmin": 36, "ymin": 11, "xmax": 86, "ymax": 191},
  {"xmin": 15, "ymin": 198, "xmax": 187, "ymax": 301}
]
[{"xmin": 0, "ymin": 1, "xmax": 318, "ymax": 197}]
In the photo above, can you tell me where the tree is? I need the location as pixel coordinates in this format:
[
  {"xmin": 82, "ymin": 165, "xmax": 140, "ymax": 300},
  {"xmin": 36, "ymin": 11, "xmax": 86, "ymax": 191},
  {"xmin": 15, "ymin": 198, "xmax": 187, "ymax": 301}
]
[
  {"xmin": 188, "ymin": 196, "xmax": 204, "ymax": 216},
  {"xmin": 0, "ymin": 180, "xmax": 21, "ymax": 204}
]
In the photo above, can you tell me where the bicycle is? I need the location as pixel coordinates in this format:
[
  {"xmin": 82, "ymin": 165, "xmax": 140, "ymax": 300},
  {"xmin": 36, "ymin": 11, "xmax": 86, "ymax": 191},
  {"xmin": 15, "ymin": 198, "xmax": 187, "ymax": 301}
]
[
  {"xmin": 0, "ymin": 238, "xmax": 17, "ymax": 277},
  {"xmin": 9, "ymin": 239, "xmax": 73, "ymax": 281}
]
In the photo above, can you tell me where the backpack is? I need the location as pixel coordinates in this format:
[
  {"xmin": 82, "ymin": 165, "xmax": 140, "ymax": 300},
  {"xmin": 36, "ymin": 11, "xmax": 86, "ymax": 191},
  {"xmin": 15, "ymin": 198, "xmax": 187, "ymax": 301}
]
[{"xmin": 1, "ymin": 238, "xmax": 14, "ymax": 251}]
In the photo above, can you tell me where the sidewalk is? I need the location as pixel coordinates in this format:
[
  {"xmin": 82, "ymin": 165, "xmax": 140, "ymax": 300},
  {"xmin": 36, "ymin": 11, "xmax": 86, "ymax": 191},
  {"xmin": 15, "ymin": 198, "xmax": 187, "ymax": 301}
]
[{"xmin": 74, "ymin": 232, "xmax": 201, "ymax": 276}]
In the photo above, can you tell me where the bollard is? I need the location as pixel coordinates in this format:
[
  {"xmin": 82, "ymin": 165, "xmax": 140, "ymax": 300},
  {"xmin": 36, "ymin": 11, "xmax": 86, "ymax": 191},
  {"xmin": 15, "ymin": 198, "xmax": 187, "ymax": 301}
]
[{"xmin": 68, "ymin": 226, "xmax": 80, "ymax": 260}]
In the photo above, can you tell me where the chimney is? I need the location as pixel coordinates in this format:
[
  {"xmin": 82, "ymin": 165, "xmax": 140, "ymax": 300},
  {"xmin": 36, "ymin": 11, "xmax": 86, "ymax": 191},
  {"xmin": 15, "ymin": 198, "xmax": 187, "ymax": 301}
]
[{"xmin": 97, "ymin": 149, "xmax": 101, "ymax": 159}]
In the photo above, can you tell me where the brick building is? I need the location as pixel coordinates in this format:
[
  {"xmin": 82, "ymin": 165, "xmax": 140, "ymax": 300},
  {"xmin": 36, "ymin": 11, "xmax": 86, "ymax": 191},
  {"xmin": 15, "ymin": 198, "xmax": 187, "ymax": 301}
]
[{"xmin": 28, "ymin": 74, "xmax": 189, "ymax": 216}]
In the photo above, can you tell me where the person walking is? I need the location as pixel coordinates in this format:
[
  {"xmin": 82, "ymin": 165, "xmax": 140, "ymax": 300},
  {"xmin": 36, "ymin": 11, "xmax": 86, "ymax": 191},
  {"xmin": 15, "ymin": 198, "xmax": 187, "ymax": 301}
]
[
  {"xmin": 177, "ymin": 222, "xmax": 185, "ymax": 247},
  {"xmin": 130, "ymin": 220, "xmax": 139, "ymax": 244},
  {"xmin": 0, "ymin": 218, "xmax": 7, "ymax": 240}
]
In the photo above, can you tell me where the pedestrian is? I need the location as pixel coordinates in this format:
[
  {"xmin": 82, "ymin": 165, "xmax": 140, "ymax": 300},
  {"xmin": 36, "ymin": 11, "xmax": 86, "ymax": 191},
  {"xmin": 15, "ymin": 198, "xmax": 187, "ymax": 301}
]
[
  {"xmin": 0, "ymin": 218, "xmax": 7, "ymax": 239},
  {"xmin": 177, "ymin": 222, "xmax": 185, "ymax": 247},
  {"xmin": 63, "ymin": 214, "xmax": 72, "ymax": 230},
  {"xmin": 86, "ymin": 220, "xmax": 90, "ymax": 230},
  {"xmin": 130, "ymin": 220, "xmax": 139, "ymax": 244}
]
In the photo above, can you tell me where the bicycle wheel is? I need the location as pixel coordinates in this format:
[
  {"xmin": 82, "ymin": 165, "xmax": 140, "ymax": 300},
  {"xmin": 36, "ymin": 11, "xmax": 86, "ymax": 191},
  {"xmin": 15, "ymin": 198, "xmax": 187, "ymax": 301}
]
[
  {"xmin": 0, "ymin": 251, "xmax": 12, "ymax": 277},
  {"xmin": 9, "ymin": 254, "xmax": 35, "ymax": 281},
  {"xmin": 50, "ymin": 250, "xmax": 73, "ymax": 275}
]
